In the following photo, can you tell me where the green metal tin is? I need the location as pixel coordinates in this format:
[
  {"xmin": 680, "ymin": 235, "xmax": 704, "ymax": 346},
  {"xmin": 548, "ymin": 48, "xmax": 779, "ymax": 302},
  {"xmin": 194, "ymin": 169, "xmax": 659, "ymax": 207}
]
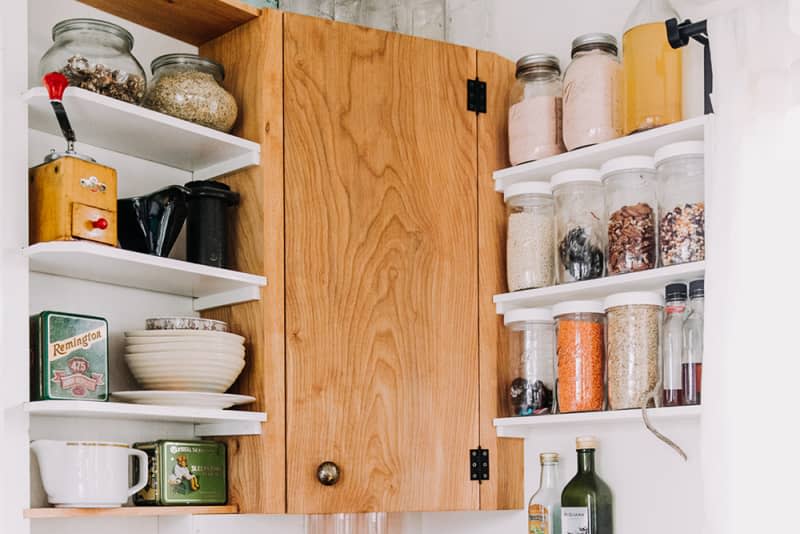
[
  {"xmin": 30, "ymin": 311, "xmax": 109, "ymax": 401},
  {"xmin": 133, "ymin": 440, "xmax": 227, "ymax": 505}
]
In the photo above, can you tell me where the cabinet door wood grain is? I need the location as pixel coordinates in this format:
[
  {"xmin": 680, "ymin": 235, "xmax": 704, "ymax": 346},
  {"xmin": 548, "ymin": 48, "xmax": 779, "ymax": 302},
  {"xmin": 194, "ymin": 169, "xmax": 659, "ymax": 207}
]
[{"xmin": 285, "ymin": 14, "xmax": 479, "ymax": 513}]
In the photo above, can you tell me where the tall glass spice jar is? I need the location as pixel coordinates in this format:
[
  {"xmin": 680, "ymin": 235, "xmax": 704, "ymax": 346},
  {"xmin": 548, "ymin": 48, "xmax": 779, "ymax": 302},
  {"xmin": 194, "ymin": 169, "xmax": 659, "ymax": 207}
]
[
  {"xmin": 508, "ymin": 54, "xmax": 565, "ymax": 166},
  {"xmin": 600, "ymin": 156, "xmax": 658, "ymax": 275},
  {"xmin": 563, "ymin": 33, "xmax": 623, "ymax": 151},
  {"xmin": 505, "ymin": 182, "xmax": 555, "ymax": 291},
  {"xmin": 603, "ymin": 291, "xmax": 662, "ymax": 410},
  {"xmin": 504, "ymin": 308, "xmax": 555, "ymax": 416},
  {"xmin": 623, "ymin": 0, "xmax": 682, "ymax": 134},
  {"xmin": 655, "ymin": 141, "xmax": 705, "ymax": 266},
  {"xmin": 662, "ymin": 282, "xmax": 688, "ymax": 406},
  {"xmin": 39, "ymin": 18, "xmax": 146, "ymax": 104},
  {"xmin": 553, "ymin": 300, "xmax": 605, "ymax": 413},
  {"xmin": 552, "ymin": 169, "xmax": 605, "ymax": 283},
  {"xmin": 682, "ymin": 279, "xmax": 704, "ymax": 405}
]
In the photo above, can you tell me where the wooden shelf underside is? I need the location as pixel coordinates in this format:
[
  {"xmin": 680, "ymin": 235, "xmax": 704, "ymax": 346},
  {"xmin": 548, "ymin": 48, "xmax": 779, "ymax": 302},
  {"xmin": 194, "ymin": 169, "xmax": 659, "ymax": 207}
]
[{"xmin": 24, "ymin": 504, "xmax": 238, "ymax": 519}]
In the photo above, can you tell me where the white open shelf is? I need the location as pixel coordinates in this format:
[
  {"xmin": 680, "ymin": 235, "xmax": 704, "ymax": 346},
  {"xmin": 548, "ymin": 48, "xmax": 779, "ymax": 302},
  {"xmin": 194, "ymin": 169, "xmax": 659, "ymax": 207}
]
[
  {"xmin": 494, "ymin": 261, "xmax": 704, "ymax": 314},
  {"xmin": 494, "ymin": 405, "xmax": 701, "ymax": 438},
  {"xmin": 25, "ymin": 241, "xmax": 266, "ymax": 311},
  {"xmin": 24, "ymin": 87, "xmax": 260, "ymax": 180},
  {"xmin": 493, "ymin": 115, "xmax": 708, "ymax": 192},
  {"xmin": 26, "ymin": 400, "xmax": 266, "ymax": 437}
]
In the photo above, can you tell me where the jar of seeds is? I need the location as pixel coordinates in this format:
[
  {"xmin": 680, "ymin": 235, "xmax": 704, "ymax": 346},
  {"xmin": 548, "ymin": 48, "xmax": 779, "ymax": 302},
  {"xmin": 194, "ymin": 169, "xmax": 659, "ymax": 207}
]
[
  {"xmin": 654, "ymin": 141, "xmax": 705, "ymax": 266},
  {"xmin": 39, "ymin": 19, "xmax": 147, "ymax": 104},
  {"xmin": 600, "ymin": 155, "xmax": 658, "ymax": 275},
  {"xmin": 505, "ymin": 181, "xmax": 555, "ymax": 291},
  {"xmin": 603, "ymin": 291, "xmax": 662, "ymax": 410},
  {"xmin": 145, "ymin": 54, "xmax": 238, "ymax": 132}
]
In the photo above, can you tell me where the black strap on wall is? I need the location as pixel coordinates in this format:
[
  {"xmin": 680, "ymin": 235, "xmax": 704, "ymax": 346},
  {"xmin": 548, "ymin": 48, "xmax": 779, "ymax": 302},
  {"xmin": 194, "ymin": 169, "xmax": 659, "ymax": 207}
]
[{"xmin": 666, "ymin": 18, "xmax": 713, "ymax": 115}]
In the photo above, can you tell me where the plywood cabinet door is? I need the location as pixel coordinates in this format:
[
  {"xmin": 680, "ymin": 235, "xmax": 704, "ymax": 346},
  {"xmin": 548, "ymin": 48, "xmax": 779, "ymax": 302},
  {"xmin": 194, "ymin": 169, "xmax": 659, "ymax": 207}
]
[{"xmin": 284, "ymin": 13, "xmax": 479, "ymax": 514}]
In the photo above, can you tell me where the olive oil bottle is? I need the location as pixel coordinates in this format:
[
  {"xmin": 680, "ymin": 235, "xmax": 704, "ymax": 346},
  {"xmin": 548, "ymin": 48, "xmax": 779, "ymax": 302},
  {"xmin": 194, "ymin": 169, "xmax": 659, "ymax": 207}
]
[{"xmin": 561, "ymin": 436, "xmax": 613, "ymax": 534}]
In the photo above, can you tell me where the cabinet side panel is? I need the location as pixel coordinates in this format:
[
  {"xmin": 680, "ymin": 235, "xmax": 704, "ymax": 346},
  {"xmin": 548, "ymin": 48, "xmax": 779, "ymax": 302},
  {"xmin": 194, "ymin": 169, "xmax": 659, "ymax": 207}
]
[
  {"xmin": 284, "ymin": 14, "xmax": 479, "ymax": 513},
  {"xmin": 477, "ymin": 50, "xmax": 524, "ymax": 511},
  {"xmin": 200, "ymin": 10, "xmax": 286, "ymax": 514}
]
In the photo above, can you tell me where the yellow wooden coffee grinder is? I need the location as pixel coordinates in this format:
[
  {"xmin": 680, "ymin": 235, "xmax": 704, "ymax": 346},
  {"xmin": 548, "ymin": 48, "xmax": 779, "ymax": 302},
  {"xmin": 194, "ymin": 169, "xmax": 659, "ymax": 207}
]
[{"xmin": 29, "ymin": 73, "xmax": 117, "ymax": 247}]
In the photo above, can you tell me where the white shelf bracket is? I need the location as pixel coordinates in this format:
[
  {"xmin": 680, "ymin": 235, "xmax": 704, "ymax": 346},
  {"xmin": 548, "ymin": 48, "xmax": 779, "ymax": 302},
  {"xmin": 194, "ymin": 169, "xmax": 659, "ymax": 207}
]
[
  {"xmin": 194, "ymin": 420, "xmax": 263, "ymax": 437},
  {"xmin": 193, "ymin": 285, "xmax": 263, "ymax": 311}
]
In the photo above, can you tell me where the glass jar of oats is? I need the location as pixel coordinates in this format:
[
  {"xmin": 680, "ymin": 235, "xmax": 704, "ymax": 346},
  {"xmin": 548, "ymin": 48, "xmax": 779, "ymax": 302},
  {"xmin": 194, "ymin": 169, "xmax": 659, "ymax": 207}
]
[
  {"xmin": 505, "ymin": 182, "xmax": 555, "ymax": 291},
  {"xmin": 603, "ymin": 291, "xmax": 662, "ymax": 410}
]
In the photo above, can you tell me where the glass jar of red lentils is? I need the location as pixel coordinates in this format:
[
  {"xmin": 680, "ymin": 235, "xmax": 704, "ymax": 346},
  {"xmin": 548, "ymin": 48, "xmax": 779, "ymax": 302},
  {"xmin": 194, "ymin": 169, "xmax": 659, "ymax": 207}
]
[{"xmin": 553, "ymin": 300, "xmax": 606, "ymax": 413}]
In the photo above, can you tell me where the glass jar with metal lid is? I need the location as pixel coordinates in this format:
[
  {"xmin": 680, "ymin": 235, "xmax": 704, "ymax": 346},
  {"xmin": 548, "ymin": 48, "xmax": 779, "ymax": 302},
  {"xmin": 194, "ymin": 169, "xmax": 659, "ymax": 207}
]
[
  {"xmin": 505, "ymin": 181, "xmax": 555, "ymax": 291},
  {"xmin": 600, "ymin": 155, "xmax": 658, "ymax": 275},
  {"xmin": 144, "ymin": 54, "xmax": 238, "ymax": 132},
  {"xmin": 508, "ymin": 54, "xmax": 565, "ymax": 166},
  {"xmin": 551, "ymin": 169, "xmax": 605, "ymax": 283},
  {"xmin": 562, "ymin": 33, "xmax": 623, "ymax": 151},
  {"xmin": 39, "ymin": 18, "xmax": 146, "ymax": 104},
  {"xmin": 504, "ymin": 308, "xmax": 555, "ymax": 416},
  {"xmin": 654, "ymin": 141, "xmax": 705, "ymax": 266}
]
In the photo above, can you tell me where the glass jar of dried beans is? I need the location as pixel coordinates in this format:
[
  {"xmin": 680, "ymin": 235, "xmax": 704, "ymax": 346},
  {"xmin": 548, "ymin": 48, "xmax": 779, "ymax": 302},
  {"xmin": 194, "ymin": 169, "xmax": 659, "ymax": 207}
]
[
  {"xmin": 553, "ymin": 300, "xmax": 606, "ymax": 413},
  {"xmin": 600, "ymin": 155, "xmax": 658, "ymax": 275},
  {"xmin": 504, "ymin": 308, "xmax": 556, "ymax": 416}
]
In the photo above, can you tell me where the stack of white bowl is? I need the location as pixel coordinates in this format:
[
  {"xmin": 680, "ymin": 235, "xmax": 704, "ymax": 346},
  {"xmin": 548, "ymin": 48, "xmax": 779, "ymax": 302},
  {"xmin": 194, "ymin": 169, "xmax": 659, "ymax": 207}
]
[{"xmin": 124, "ymin": 317, "xmax": 246, "ymax": 393}]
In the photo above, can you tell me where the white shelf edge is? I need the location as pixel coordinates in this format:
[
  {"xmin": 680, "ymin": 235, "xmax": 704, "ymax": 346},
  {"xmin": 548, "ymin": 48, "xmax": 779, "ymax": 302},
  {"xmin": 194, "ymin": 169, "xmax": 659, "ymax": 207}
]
[
  {"xmin": 192, "ymin": 151, "xmax": 261, "ymax": 181},
  {"xmin": 493, "ymin": 115, "xmax": 708, "ymax": 192},
  {"xmin": 26, "ymin": 400, "xmax": 266, "ymax": 437},
  {"xmin": 24, "ymin": 241, "xmax": 267, "ymax": 309},
  {"xmin": 494, "ymin": 406, "xmax": 701, "ymax": 438},
  {"xmin": 494, "ymin": 261, "xmax": 705, "ymax": 314}
]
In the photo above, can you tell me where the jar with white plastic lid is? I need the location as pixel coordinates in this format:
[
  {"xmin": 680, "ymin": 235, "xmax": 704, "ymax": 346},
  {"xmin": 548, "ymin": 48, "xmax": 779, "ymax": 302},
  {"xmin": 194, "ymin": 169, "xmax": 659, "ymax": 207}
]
[
  {"xmin": 551, "ymin": 169, "xmax": 605, "ymax": 283},
  {"xmin": 563, "ymin": 33, "xmax": 623, "ymax": 151},
  {"xmin": 508, "ymin": 54, "xmax": 565, "ymax": 166},
  {"xmin": 603, "ymin": 291, "xmax": 662, "ymax": 410},
  {"xmin": 505, "ymin": 182, "xmax": 555, "ymax": 292},
  {"xmin": 600, "ymin": 155, "xmax": 658, "ymax": 275},
  {"xmin": 504, "ymin": 308, "xmax": 555, "ymax": 416},
  {"xmin": 654, "ymin": 141, "xmax": 705, "ymax": 266},
  {"xmin": 553, "ymin": 300, "xmax": 606, "ymax": 413}
]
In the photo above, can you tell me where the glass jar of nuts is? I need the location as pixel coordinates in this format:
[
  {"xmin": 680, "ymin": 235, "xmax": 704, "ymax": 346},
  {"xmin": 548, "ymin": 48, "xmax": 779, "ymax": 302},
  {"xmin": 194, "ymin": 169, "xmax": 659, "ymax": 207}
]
[
  {"xmin": 144, "ymin": 54, "xmax": 238, "ymax": 132},
  {"xmin": 39, "ymin": 18, "xmax": 147, "ymax": 104}
]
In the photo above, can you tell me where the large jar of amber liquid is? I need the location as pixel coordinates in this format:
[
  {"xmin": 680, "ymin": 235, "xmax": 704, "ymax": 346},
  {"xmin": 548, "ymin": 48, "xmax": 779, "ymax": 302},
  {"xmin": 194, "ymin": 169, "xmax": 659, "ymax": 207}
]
[{"xmin": 623, "ymin": 0, "xmax": 682, "ymax": 134}]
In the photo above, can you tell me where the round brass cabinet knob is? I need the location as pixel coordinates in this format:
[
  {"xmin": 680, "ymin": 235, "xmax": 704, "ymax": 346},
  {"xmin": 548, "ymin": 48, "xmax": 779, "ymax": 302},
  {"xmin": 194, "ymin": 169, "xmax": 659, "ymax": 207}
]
[{"xmin": 316, "ymin": 461, "xmax": 341, "ymax": 486}]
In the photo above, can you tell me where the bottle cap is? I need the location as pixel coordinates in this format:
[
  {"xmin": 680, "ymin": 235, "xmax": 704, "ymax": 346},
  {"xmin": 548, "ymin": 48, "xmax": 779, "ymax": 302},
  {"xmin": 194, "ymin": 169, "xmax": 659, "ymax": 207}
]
[
  {"xmin": 689, "ymin": 279, "xmax": 704, "ymax": 298},
  {"xmin": 576, "ymin": 436, "xmax": 598, "ymax": 450},
  {"xmin": 540, "ymin": 452, "xmax": 559, "ymax": 464},
  {"xmin": 571, "ymin": 33, "xmax": 618, "ymax": 57},
  {"xmin": 665, "ymin": 283, "xmax": 688, "ymax": 301},
  {"xmin": 515, "ymin": 53, "xmax": 560, "ymax": 78}
]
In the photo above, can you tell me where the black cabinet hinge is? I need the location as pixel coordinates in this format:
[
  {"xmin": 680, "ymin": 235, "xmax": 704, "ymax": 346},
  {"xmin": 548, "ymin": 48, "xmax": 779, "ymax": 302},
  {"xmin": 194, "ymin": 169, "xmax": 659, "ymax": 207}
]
[
  {"xmin": 470, "ymin": 447, "xmax": 489, "ymax": 483},
  {"xmin": 467, "ymin": 78, "xmax": 487, "ymax": 114}
]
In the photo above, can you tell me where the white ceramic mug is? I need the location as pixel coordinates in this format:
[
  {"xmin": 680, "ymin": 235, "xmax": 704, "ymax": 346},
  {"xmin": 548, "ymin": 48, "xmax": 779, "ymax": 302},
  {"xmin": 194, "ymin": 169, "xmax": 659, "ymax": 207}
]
[{"xmin": 31, "ymin": 440, "xmax": 148, "ymax": 508}]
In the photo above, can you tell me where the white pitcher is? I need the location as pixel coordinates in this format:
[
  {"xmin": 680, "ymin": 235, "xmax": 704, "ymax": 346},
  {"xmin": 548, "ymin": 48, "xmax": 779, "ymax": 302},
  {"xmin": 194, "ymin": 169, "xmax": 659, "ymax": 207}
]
[{"xmin": 31, "ymin": 440, "xmax": 148, "ymax": 508}]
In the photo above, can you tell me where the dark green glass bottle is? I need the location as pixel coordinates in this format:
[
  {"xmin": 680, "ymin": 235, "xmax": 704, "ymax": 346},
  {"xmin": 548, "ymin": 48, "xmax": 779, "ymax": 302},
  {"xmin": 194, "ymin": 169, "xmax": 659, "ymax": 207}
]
[{"xmin": 561, "ymin": 436, "xmax": 613, "ymax": 534}]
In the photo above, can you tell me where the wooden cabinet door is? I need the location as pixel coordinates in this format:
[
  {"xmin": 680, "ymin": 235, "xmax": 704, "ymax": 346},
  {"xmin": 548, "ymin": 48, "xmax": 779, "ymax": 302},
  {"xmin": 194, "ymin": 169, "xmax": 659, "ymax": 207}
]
[{"xmin": 284, "ymin": 14, "xmax": 479, "ymax": 513}]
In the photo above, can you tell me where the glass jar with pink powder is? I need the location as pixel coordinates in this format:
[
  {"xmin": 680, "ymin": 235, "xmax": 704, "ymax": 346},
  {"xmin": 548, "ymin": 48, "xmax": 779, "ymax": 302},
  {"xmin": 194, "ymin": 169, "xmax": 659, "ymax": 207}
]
[
  {"xmin": 508, "ymin": 54, "xmax": 565, "ymax": 166},
  {"xmin": 563, "ymin": 33, "xmax": 623, "ymax": 151}
]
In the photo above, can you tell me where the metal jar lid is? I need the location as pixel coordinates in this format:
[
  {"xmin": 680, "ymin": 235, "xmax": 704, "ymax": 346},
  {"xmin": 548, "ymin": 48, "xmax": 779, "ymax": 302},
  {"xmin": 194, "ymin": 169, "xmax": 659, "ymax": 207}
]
[
  {"xmin": 515, "ymin": 53, "xmax": 561, "ymax": 79},
  {"xmin": 151, "ymin": 53, "xmax": 226, "ymax": 83},
  {"xmin": 571, "ymin": 33, "xmax": 618, "ymax": 57}
]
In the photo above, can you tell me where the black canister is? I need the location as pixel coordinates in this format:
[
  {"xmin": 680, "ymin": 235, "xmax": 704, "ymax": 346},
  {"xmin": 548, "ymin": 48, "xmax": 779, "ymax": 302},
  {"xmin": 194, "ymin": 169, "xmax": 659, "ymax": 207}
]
[{"xmin": 185, "ymin": 180, "xmax": 239, "ymax": 268}]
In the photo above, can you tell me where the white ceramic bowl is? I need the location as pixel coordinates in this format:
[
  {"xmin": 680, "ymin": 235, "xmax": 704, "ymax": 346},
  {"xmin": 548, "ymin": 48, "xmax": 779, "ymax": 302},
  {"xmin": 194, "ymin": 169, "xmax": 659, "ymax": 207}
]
[
  {"xmin": 125, "ymin": 335, "xmax": 243, "ymax": 348},
  {"xmin": 125, "ymin": 342, "xmax": 245, "ymax": 356},
  {"xmin": 124, "ymin": 350, "xmax": 244, "ymax": 364},
  {"xmin": 124, "ymin": 353, "xmax": 245, "ymax": 393},
  {"xmin": 145, "ymin": 316, "xmax": 229, "ymax": 332},
  {"xmin": 125, "ymin": 330, "xmax": 245, "ymax": 344}
]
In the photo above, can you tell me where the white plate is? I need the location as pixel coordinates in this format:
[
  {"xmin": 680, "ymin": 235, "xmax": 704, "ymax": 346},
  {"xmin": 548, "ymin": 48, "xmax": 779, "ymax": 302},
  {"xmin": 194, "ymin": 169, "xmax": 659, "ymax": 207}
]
[
  {"xmin": 125, "ymin": 336, "xmax": 243, "ymax": 347},
  {"xmin": 125, "ymin": 330, "xmax": 245, "ymax": 344},
  {"xmin": 111, "ymin": 391, "xmax": 255, "ymax": 409},
  {"xmin": 124, "ymin": 350, "xmax": 244, "ymax": 362},
  {"xmin": 126, "ymin": 342, "xmax": 245, "ymax": 355}
]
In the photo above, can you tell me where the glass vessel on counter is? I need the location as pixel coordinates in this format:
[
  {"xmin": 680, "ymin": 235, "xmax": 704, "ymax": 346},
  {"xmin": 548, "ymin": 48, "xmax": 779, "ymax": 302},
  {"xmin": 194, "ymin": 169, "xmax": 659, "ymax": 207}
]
[
  {"xmin": 39, "ymin": 18, "xmax": 147, "ymax": 104},
  {"xmin": 144, "ymin": 54, "xmax": 239, "ymax": 133},
  {"xmin": 561, "ymin": 436, "xmax": 614, "ymax": 534},
  {"xmin": 623, "ymin": 0, "xmax": 682, "ymax": 134},
  {"xmin": 553, "ymin": 301, "xmax": 605, "ymax": 413},
  {"xmin": 604, "ymin": 291, "xmax": 662, "ymax": 410},
  {"xmin": 505, "ymin": 308, "xmax": 555, "ymax": 416},
  {"xmin": 683, "ymin": 279, "xmax": 704, "ymax": 405},
  {"xmin": 655, "ymin": 141, "xmax": 705, "ymax": 266},
  {"xmin": 552, "ymin": 169, "xmax": 605, "ymax": 283},
  {"xmin": 562, "ymin": 33, "xmax": 623, "ymax": 151},
  {"xmin": 505, "ymin": 182, "xmax": 555, "ymax": 292},
  {"xmin": 662, "ymin": 282, "xmax": 687, "ymax": 406},
  {"xmin": 508, "ymin": 54, "xmax": 565, "ymax": 166},
  {"xmin": 600, "ymin": 156, "xmax": 658, "ymax": 275},
  {"xmin": 529, "ymin": 453, "xmax": 561, "ymax": 534}
]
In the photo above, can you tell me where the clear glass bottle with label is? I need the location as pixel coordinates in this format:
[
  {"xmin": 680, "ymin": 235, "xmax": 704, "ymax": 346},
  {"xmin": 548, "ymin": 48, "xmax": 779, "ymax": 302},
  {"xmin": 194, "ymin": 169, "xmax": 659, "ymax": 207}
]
[
  {"xmin": 561, "ymin": 436, "xmax": 613, "ymax": 534},
  {"xmin": 529, "ymin": 453, "xmax": 561, "ymax": 534}
]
